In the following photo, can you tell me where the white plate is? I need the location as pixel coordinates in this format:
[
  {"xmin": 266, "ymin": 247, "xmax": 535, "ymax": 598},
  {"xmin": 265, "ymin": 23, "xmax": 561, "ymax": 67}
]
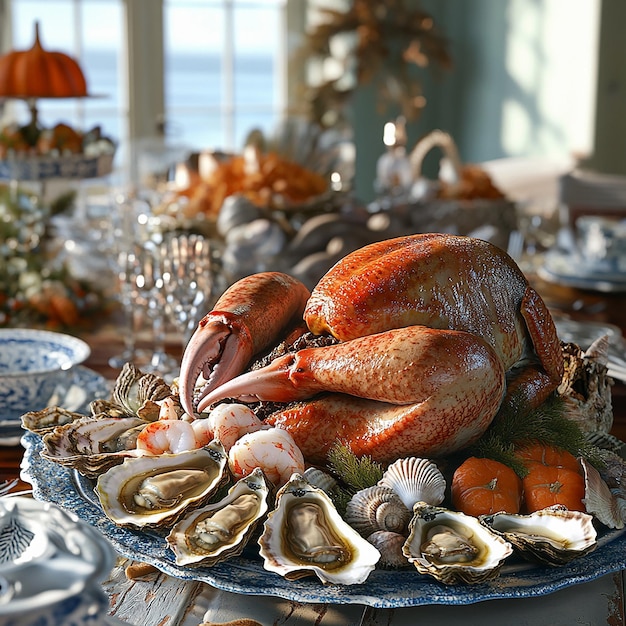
[{"xmin": 0, "ymin": 366, "xmax": 111, "ymax": 446}]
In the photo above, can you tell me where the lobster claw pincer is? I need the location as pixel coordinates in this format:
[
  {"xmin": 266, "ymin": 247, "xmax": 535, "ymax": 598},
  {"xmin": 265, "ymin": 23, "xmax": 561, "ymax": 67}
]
[
  {"xmin": 178, "ymin": 272, "xmax": 311, "ymax": 417},
  {"xmin": 179, "ymin": 314, "xmax": 255, "ymax": 416}
]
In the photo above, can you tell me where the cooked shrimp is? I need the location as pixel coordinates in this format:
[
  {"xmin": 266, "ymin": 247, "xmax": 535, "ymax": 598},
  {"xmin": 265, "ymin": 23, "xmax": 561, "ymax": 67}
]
[
  {"xmin": 207, "ymin": 403, "xmax": 265, "ymax": 451},
  {"xmin": 157, "ymin": 396, "xmax": 181, "ymax": 421},
  {"xmin": 190, "ymin": 417, "xmax": 213, "ymax": 448},
  {"xmin": 136, "ymin": 419, "xmax": 199, "ymax": 455},
  {"xmin": 228, "ymin": 427, "xmax": 305, "ymax": 487}
]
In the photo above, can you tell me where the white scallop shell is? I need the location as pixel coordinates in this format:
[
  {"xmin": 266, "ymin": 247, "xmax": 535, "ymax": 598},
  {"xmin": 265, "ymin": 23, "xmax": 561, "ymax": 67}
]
[
  {"xmin": 379, "ymin": 457, "xmax": 446, "ymax": 509},
  {"xmin": 302, "ymin": 467, "xmax": 339, "ymax": 495},
  {"xmin": 344, "ymin": 485, "xmax": 411, "ymax": 536}
]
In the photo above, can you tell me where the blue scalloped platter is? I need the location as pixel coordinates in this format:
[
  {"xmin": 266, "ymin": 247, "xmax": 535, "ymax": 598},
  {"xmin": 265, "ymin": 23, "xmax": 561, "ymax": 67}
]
[{"xmin": 20, "ymin": 431, "xmax": 626, "ymax": 609}]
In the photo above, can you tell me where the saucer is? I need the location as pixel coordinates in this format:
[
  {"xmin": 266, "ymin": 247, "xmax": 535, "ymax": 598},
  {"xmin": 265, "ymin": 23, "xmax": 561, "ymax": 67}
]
[
  {"xmin": 539, "ymin": 249, "xmax": 626, "ymax": 292},
  {"xmin": 0, "ymin": 366, "xmax": 111, "ymax": 446}
]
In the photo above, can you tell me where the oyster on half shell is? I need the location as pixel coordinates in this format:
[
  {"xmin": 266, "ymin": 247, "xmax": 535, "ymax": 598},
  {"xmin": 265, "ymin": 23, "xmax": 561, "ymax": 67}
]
[
  {"xmin": 258, "ymin": 473, "xmax": 381, "ymax": 585},
  {"xmin": 40, "ymin": 415, "xmax": 147, "ymax": 478},
  {"xmin": 481, "ymin": 505, "xmax": 597, "ymax": 566},
  {"xmin": 403, "ymin": 503, "xmax": 513, "ymax": 585},
  {"xmin": 167, "ymin": 468, "xmax": 272, "ymax": 567},
  {"xmin": 96, "ymin": 440, "xmax": 228, "ymax": 529}
]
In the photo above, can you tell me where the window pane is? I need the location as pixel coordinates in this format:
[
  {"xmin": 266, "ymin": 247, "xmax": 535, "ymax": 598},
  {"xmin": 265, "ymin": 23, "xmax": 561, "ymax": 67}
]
[{"xmin": 164, "ymin": 0, "xmax": 285, "ymax": 152}]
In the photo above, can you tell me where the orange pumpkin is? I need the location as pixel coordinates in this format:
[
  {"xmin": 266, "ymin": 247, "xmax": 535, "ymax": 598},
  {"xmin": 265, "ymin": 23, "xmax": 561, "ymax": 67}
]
[
  {"xmin": 451, "ymin": 456, "xmax": 523, "ymax": 517},
  {"xmin": 516, "ymin": 442, "xmax": 580, "ymax": 473},
  {"xmin": 522, "ymin": 464, "xmax": 585, "ymax": 512},
  {"xmin": 0, "ymin": 22, "xmax": 87, "ymax": 98}
]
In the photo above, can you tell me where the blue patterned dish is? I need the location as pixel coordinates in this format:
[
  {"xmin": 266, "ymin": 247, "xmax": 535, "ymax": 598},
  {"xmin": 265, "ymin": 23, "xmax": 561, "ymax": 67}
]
[
  {"xmin": 20, "ymin": 431, "xmax": 626, "ymax": 609},
  {"xmin": 0, "ymin": 329, "xmax": 90, "ymax": 422},
  {"xmin": 0, "ymin": 365, "xmax": 111, "ymax": 446}
]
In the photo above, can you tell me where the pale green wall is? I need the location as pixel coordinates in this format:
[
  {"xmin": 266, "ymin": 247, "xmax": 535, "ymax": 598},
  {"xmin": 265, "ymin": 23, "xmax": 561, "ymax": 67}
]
[{"xmin": 350, "ymin": 0, "xmax": 603, "ymax": 202}]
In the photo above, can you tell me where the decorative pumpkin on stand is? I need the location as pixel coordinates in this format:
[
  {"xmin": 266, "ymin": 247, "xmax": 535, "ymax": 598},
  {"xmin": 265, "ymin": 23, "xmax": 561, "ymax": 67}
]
[
  {"xmin": 0, "ymin": 21, "xmax": 114, "ymax": 174},
  {"xmin": 0, "ymin": 21, "xmax": 87, "ymax": 144}
]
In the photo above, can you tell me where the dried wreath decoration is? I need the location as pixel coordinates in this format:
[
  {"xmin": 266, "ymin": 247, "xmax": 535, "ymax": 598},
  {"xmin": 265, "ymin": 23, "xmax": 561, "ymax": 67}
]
[{"xmin": 296, "ymin": 0, "xmax": 452, "ymax": 127}]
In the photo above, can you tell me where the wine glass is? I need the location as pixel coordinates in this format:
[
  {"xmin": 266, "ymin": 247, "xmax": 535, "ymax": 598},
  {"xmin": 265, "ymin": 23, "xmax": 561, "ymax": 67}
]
[
  {"xmin": 129, "ymin": 239, "xmax": 180, "ymax": 377},
  {"xmin": 161, "ymin": 233, "xmax": 213, "ymax": 350},
  {"xmin": 106, "ymin": 194, "xmax": 153, "ymax": 368}
]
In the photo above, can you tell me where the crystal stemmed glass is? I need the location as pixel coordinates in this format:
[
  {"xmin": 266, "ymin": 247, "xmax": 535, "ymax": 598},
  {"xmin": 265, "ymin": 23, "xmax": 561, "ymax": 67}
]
[
  {"xmin": 130, "ymin": 239, "xmax": 180, "ymax": 377},
  {"xmin": 106, "ymin": 194, "xmax": 153, "ymax": 368},
  {"xmin": 161, "ymin": 233, "xmax": 213, "ymax": 351}
]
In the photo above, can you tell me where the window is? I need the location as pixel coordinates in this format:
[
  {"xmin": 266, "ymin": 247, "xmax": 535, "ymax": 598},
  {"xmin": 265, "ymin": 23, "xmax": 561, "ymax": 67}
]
[{"xmin": 1, "ymin": 0, "xmax": 293, "ymax": 169}]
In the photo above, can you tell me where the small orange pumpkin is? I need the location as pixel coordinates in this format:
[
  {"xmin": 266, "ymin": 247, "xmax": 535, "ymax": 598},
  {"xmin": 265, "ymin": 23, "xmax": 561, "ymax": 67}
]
[
  {"xmin": 451, "ymin": 456, "xmax": 523, "ymax": 517},
  {"xmin": 0, "ymin": 22, "xmax": 87, "ymax": 98},
  {"xmin": 522, "ymin": 464, "xmax": 585, "ymax": 513},
  {"xmin": 516, "ymin": 442, "xmax": 580, "ymax": 473}
]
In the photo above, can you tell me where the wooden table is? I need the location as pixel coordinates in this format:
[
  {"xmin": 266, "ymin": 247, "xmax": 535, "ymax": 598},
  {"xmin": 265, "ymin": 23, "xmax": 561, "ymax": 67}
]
[{"xmin": 3, "ymin": 275, "xmax": 626, "ymax": 625}]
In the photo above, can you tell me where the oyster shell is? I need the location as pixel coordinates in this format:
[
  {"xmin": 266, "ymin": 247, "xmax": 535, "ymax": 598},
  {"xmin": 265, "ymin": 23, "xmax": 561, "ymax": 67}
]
[
  {"xmin": 379, "ymin": 457, "xmax": 446, "ymax": 509},
  {"xmin": 403, "ymin": 503, "xmax": 513, "ymax": 585},
  {"xmin": 258, "ymin": 473, "xmax": 381, "ymax": 585},
  {"xmin": 167, "ymin": 468, "xmax": 272, "ymax": 567},
  {"xmin": 99, "ymin": 363, "xmax": 174, "ymax": 421},
  {"xmin": 344, "ymin": 485, "xmax": 411, "ymax": 537},
  {"xmin": 581, "ymin": 457, "xmax": 626, "ymax": 530},
  {"xmin": 96, "ymin": 441, "xmax": 229, "ymax": 529},
  {"xmin": 40, "ymin": 415, "xmax": 147, "ymax": 478},
  {"xmin": 21, "ymin": 406, "xmax": 87, "ymax": 435},
  {"xmin": 559, "ymin": 340, "xmax": 613, "ymax": 434},
  {"xmin": 480, "ymin": 505, "xmax": 597, "ymax": 566}
]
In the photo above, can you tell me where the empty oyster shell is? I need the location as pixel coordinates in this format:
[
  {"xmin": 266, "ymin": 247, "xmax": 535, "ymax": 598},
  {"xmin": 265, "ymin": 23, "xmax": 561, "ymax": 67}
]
[
  {"xmin": 379, "ymin": 457, "xmax": 446, "ymax": 509},
  {"xmin": 344, "ymin": 485, "xmax": 411, "ymax": 537},
  {"xmin": 21, "ymin": 406, "xmax": 87, "ymax": 435},
  {"xmin": 40, "ymin": 415, "xmax": 148, "ymax": 478},
  {"xmin": 105, "ymin": 363, "xmax": 174, "ymax": 421},
  {"xmin": 403, "ymin": 503, "xmax": 513, "ymax": 585},
  {"xmin": 96, "ymin": 441, "xmax": 228, "ymax": 529},
  {"xmin": 258, "ymin": 473, "xmax": 380, "ymax": 585},
  {"xmin": 581, "ymin": 457, "xmax": 626, "ymax": 530},
  {"xmin": 480, "ymin": 505, "xmax": 597, "ymax": 566},
  {"xmin": 167, "ymin": 468, "xmax": 272, "ymax": 567}
]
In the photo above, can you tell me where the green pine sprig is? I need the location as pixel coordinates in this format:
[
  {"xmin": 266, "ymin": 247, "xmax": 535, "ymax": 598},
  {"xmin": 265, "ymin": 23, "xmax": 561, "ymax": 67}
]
[{"xmin": 469, "ymin": 394, "xmax": 594, "ymax": 477}]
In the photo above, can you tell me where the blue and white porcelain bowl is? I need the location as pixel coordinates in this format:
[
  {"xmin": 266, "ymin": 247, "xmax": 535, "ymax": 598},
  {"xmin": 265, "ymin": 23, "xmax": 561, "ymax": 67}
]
[
  {"xmin": 0, "ymin": 496, "xmax": 115, "ymax": 626},
  {"xmin": 0, "ymin": 329, "xmax": 91, "ymax": 421}
]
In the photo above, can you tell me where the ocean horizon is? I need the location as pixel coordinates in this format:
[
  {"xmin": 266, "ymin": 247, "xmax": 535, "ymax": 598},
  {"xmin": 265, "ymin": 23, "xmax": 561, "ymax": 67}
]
[{"xmin": 28, "ymin": 48, "xmax": 280, "ymax": 154}]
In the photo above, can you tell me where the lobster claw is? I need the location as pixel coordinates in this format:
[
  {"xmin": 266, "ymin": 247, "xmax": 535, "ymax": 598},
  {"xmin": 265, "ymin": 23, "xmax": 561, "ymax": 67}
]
[
  {"xmin": 179, "ymin": 315, "xmax": 255, "ymax": 416},
  {"xmin": 178, "ymin": 272, "xmax": 311, "ymax": 417}
]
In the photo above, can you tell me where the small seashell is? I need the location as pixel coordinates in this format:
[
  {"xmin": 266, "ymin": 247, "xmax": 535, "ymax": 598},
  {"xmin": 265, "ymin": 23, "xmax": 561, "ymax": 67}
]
[
  {"xmin": 366, "ymin": 530, "xmax": 410, "ymax": 569},
  {"xmin": 581, "ymin": 457, "xmax": 625, "ymax": 529},
  {"xmin": 344, "ymin": 485, "xmax": 411, "ymax": 537},
  {"xmin": 379, "ymin": 457, "xmax": 446, "ymax": 510},
  {"xmin": 302, "ymin": 467, "xmax": 339, "ymax": 495}
]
